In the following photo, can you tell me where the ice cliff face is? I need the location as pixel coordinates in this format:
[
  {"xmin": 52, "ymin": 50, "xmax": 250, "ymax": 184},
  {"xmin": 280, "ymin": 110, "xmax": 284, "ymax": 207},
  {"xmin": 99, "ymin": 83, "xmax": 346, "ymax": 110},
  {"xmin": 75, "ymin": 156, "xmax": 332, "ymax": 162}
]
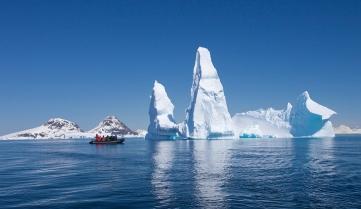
[
  {"xmin": 146, "ymin": 81, "xmax": 180, "ymax": 139},
  {"xmin": 232, "ymin": 103, "xmax": 293, "ymax": 138},
  {"xmin": 290, "ymin": 91, "xmax": 336, "ymax": 137},
  {"xmin": 89, "ymin": 116, "xmax": 135, "ymax": 136},
  {"xmin": 183, "ymin": 47, "xmax": 234, "ymax": 139},
  {"xmin": 1, "ymin": 118, "xmax": 84, "ymax": 139}
]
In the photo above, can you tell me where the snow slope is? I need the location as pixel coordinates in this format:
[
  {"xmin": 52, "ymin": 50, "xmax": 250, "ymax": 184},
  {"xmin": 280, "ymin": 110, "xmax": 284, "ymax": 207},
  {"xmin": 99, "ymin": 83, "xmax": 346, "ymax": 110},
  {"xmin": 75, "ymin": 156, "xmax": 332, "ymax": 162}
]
[
  {"xmin": 146, "ymin": 81, "xmax": 180, "ymax": 139},
  {"xmin": 183, "ymin": 47, "xmax": 234, "ymax": 139},
  {"xmin": 0, "ymin": 118, "xmax": 86, "ymax": 140},
  {"xmin": 290, "ymin": 91, "xmax": 336, "ymax": 137}
]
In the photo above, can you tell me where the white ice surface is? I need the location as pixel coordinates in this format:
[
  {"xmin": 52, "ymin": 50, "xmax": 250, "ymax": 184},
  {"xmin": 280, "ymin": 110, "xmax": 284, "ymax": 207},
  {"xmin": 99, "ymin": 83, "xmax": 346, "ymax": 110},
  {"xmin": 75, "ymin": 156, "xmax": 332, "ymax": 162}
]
[
  {"xmin": 232, "ymin": 104, "xmax": 293, "ymax": 138},
  {"xmin": 183, "ymin": 47, "xmax": 234, "ymax": 139},
  {"xmin": 146, "ymin": 81, "xmax": 180, "ymax": 139}
]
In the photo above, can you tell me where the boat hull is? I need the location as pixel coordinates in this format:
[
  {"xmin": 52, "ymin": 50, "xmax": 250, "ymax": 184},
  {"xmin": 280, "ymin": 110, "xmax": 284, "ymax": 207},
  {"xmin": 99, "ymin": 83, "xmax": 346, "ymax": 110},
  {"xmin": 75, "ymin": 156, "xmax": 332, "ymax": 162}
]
[{"xmin": 89, "ymin": 138, "xmax": 125, "ymax": 144}]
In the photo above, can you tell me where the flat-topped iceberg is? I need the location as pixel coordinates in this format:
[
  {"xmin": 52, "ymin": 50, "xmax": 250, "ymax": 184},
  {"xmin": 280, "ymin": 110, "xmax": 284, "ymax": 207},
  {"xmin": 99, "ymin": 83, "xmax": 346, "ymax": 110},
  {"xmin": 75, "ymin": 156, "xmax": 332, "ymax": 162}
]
[
  {"xmin": 233, "ymin": 91, "xmax": 336, "ymax": 139},
  {"xmin": 232, "ymin": 103, "xmax": 293, "ymax": 138},
  {"xmin": 183, "ymin": 47, "xmax": 234, "ymax": 139},
  {"xmin": 290, "ymin": 91, "xmax": 336, "ymax": 137},
  {"xmin": 146, "ymin": 81, "xmax": 180, "ymax": 139}
]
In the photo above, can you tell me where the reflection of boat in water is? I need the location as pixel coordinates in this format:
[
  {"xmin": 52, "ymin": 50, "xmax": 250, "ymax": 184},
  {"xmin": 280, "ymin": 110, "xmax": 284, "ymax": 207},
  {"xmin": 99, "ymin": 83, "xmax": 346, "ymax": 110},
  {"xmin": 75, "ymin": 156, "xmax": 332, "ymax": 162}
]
[{"xmin": 89, "ymin": 135, "xmax": 125, "ymax": 144}]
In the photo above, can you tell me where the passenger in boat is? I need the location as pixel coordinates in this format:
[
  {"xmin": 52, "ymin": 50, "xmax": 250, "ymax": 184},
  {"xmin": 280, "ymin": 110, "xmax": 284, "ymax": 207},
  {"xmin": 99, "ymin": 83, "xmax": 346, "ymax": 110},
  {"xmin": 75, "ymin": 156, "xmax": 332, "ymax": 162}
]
[{"xmin": 95, "ymin": 134, "xmax": 101, "ymax": 142}]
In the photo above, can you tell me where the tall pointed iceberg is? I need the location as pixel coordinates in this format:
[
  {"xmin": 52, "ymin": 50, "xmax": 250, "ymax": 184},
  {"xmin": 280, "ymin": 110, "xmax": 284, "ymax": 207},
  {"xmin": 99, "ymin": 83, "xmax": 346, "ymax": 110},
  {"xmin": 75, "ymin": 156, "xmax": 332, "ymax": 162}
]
[
  {"xmin": 146, "ymin": 81, "xmax": 180, "ymax": 139},
  {"xmin": 290, "ymin": 91, "xmax": 336, "ymax": 137},
  {"xmin": 183, "ymin": 47, "xmax": 234, "ymax": 139}
]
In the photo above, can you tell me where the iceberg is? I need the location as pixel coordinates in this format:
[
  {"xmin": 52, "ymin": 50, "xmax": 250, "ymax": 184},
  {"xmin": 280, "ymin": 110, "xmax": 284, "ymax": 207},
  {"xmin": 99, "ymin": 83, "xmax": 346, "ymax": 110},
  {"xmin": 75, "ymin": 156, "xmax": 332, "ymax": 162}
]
[
  {"xmin": 144, "ymin": 47, "xmax": 338, "ymax": 140},
  {"xmin": 183, "ymin": 47, "xmax": 234, "ymax": 139},
  {"xmin": 241, "ymin": 103, "xmax": 292, "ymax": 126},
  {"xmin": 146, "ymin": 81, "xmax": 180, "ymax": 139},
  {"xmin": 232, "ymin": 103, "xmax": 293, "ymax": 138},
  {"xmin": 233, "ymin": 92, "xmax": 336, "ymax": 139},
  {"xmin": 290, "ymin": 91, "xmax": 336, "ymax": 137},
  {"xmin": 134, "ymin": 129, "xmax": 148, "ymax": 137}
]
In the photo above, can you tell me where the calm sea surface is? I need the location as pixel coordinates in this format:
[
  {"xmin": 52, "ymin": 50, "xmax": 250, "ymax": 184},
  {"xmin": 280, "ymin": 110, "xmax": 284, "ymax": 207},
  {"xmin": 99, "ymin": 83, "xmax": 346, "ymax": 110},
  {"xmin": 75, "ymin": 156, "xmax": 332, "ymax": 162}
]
[{"xmin": 0, "ymin": 136, "xmax": 360, "ymax": 209}]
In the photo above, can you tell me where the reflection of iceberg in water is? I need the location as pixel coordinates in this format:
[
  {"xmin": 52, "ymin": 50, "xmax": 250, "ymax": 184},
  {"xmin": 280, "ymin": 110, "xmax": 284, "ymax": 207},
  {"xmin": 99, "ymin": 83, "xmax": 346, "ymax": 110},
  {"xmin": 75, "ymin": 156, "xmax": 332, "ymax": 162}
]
[
  {"xmin": 307, "ymin": 138, "xmax": 337, "ymax": 203},
  {"xmin": 192, "ymin": 140, "xmax": 232, "ymax": 208},
  {"xmin": 150, "ymin": 141, "xmax": 174, "ymax": 206},
  {"xmin": 308, "ymin": 138, "xmax": 335, "ymax": 171},
  {"xmin": 291, "ymin": 138, "xmax": 336, "ymax": 179},
  {"xmin": 289, "ymin": 138, "xmax": 337, "ymax": 206}
]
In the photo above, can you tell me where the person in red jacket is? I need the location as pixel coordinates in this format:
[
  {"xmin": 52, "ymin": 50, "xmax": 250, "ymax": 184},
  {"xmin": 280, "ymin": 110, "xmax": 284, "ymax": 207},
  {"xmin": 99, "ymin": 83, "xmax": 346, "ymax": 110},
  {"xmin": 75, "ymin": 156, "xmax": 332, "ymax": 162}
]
[{"xmin": 95, "ymin": 134, "xmax": 101, "ymax": 142}]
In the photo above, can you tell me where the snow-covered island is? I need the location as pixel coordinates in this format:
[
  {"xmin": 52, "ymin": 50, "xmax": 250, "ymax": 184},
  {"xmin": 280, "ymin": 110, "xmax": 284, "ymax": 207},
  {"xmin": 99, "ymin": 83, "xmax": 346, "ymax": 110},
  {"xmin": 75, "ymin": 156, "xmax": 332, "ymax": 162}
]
[
  {"xmin": 1, "ymin": 118, "xmax": 86, "ymax": 140},
  {"xmin": 0, "ymin": 116, "xmax": 144, "ymax": 140},
  {"xmin": 146, "ymin": 47, "xmax": 338, "ymax": 139}
]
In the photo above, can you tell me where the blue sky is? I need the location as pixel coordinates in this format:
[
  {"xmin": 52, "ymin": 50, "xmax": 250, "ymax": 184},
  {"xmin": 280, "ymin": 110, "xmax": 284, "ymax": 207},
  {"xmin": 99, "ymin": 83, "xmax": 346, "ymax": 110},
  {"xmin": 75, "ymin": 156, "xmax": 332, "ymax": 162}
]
[{"xmin": 0, "ymin": 0, "xmax": 360, "ymax": 134}]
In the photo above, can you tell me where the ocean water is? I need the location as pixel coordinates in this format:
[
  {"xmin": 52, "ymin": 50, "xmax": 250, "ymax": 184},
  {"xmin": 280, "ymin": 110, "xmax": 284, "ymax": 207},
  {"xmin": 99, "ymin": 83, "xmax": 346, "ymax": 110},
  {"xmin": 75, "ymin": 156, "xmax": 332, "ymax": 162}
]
[{"xmin": 0, "ymin": 136, "xmax": 360, "ymax": 209}]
